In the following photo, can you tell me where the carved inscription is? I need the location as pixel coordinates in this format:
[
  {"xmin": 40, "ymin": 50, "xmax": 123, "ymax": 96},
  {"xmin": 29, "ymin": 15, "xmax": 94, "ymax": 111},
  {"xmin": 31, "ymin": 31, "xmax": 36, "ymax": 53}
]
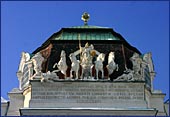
[{"xmin": 31, "ymin": 82, "xmax": 144, "ymax": 104}]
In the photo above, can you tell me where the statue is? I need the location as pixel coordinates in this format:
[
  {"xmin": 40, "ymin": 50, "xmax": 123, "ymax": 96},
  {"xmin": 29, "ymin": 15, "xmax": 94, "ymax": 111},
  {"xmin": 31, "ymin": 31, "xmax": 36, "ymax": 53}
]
[
  {"xmin": 143, "ymin": 52, "xmax": 154, "ymax": 72},
  {"xmin": 80, "ymin": 43, "xmax": 94, "ymax": 79},
  {"xmin": 71, "ymin": 42, "xmax": 100, "ymax": 79},
  {"xmin": 53, "ymin": 50, "xmax": 68, "ymax": 79},
  {"xmin": 31, "ymin": 52, "xmax": 44, "ymax": 76},
  {"xmin": 130, "ymin": 52, "xmax": 142, "ymax": 75},
  {"xmin": 18, "ymin": 52, "xmax": 31, "ymax": 72},
  {"xmin": 106, "ymin": 52, "xmax": 119, "ymax": 76},
  {"xmin": 69, "ymin": 53, "xmax": 80, "ymax": 80},
  {"xmin": 41, "ymin": 71, "xmax": 59, "ymax": 82},
  {"xmin": 95, "ymin": 53, "xmax": 105, "ymax": 80},
  {"xmin": 114, "ymin": 69, "xmax": 134, "ymax": 81}
]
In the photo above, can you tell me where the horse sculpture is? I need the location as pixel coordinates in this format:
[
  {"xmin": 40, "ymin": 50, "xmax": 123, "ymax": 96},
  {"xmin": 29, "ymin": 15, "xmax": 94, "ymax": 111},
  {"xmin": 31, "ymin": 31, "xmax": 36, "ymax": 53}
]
[
  {"xmin": 106, "ymin": 52, "xmax": 118, "ymax": 76},
  {"xmin": 95, "ymin": 53, "xmax": 105, "ymax": 80},
  {"xmin": 69, "ymin": 53, "xmax": 80, "ymax": 80},
  {"xmin": 53, "ymin": 50, "xmax": 68, "ymax": 79}
]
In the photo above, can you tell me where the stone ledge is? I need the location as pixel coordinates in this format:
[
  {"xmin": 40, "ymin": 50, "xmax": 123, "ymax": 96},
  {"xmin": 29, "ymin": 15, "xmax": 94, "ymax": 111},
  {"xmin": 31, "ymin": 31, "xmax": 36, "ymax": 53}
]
[
  {"xmin": 20, "ymin": 107, "xmax": 158, "ymax": 116},
  {"xmin": 30, "ymin": 79, "xmax": 145, "ymax": 83}
]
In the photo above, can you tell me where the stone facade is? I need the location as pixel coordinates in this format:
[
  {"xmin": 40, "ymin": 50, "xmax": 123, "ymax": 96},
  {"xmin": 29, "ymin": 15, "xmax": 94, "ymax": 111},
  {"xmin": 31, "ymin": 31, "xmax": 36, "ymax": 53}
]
[{"xmin": 1, "ymin": 13, "xmax": 169, "ymax": 116}]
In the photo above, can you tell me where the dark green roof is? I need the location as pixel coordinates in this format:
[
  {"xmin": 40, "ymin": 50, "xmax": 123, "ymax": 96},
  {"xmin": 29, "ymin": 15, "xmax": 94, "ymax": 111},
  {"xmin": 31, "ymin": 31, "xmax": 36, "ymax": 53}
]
[
  {"xmin": 52, "ymin": 25, "xmax": 120, "ymax": 41},
  {"xmin": 33, "ymin": 25, "xmax": 141, "ymax": 55}
]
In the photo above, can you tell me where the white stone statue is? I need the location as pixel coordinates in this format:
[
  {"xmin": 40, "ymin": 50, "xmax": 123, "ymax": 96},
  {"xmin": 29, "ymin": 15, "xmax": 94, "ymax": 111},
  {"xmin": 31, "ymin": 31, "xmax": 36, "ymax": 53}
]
[
  {"xmin": 18, "ymin": 52, "xmax": 31, "ymax": 72},
  {"xmin": 53, "ymin": 50, "xmax": 68, "ymax": 79},
  {"xmin": 130, "ymin": 52, "xmax": 142, "ymax": 75},
  {"xmin": 143, "ymin": 52, "xmax": 154, "ymax": 72},
  {"xmin": 142, "ymin": 52, "xmax": 155, "ymax": 91},
  {"xmin": 69, "ymin": 53, "xmax": 80, "ymax": 80},
  {"xmin": 80, "ymin": 43, "xmax": 94, "ymax": 79},
  {"xmin": 95, "ymin": 53, "xmax": 105, "ymax": 80},
  {"xmin": 41, "ymin": 71, "xmax": 59, "ymax": 82},
  {"xmin": 80, "ymin": 43, "xmax": 94, "ymax": 66},
  {"xmin": 114, "ymin": 69, "xmax": 134, "ymax": 81},
  {"xmin": 72, "ymin": 42, "xmax": 101, "ymax": 79},
  {"xmin": 106, "ymin": 52, "xmax": 118, "ymax": 75},
  {"xmin": 31, "ymin": 52, "xmax": 44, "ymax": 76}
]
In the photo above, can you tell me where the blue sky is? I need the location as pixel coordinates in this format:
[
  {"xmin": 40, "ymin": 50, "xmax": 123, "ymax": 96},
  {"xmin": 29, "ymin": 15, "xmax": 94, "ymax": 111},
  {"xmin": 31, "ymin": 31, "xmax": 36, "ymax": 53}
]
[{"xmin": 1, "ymin": 1, "xmax": 169, "ymax": 101}]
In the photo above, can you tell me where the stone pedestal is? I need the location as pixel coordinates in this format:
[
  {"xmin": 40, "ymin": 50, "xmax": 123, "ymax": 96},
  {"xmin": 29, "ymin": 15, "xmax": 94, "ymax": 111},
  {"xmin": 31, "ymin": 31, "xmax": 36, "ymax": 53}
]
[
  {"xmin": 150, "ymin": 91, "xmax": 166, "ymax": 116},
  {"xmin": 29, "ymin": 80, "xmax": 147, "ymax": 108},
  {"xmin": 19, "ymin": 80, "xmax": 160, "ymax": 115},
  {"xmin": 1, "ymin": 98, "xmax": 9, "ymax": 116},
  {"xmin": 7, "ymin": 88, "xmax": 24, "ymax": 116}
]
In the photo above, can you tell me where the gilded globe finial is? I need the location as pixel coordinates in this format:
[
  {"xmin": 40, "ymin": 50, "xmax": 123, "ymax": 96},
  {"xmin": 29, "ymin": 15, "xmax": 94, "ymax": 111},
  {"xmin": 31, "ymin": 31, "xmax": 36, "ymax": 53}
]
[{"xmin": 81, "ymin": 12, "xmax": 90, "ymax": 25}]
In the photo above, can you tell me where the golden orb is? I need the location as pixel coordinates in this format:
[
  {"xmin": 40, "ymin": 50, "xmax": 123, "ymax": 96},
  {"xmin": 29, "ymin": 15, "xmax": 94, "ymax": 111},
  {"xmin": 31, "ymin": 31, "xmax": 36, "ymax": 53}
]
[{"xmin": 81, "ymin": 12, "xmax": 90, "ymax": 25}]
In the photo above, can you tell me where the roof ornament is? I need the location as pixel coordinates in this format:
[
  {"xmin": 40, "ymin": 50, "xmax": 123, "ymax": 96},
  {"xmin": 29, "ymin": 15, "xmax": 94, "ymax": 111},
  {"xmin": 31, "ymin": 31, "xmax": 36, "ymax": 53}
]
[{"xmin": 81, "ymin": 12, "xmax": 90, "ymax": 25}]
